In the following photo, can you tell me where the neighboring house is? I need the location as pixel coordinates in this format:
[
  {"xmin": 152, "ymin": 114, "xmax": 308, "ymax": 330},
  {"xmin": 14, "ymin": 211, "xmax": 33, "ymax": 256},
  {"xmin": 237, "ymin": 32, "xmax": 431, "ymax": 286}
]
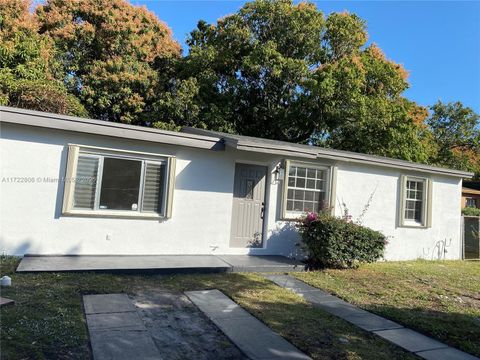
[
  {"xmin": 0, "ymin": 106, "xmax": 473, "ymax": 260},
  {"xmin": 462, "ymin": 182, "xmax": 480, "ymax": 209}
]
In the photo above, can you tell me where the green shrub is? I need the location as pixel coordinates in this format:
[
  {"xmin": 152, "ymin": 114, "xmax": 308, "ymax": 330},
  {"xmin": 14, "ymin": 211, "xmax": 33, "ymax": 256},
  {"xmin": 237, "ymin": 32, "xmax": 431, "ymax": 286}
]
[
  {"xmin": 462, "ymin": 207, "xmax": 480, "ymax": 216},
  {"xmin": 297, "ymin": 212, "xmax": 387, "ymax": 269}
]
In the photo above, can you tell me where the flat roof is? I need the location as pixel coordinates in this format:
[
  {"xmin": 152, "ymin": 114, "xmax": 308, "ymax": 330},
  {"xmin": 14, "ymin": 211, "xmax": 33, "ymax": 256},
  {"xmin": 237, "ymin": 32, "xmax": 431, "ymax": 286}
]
[
  {"xmin": 0, "ymin": 106, "xmax": 224, "ymax": 151},
  {"xmin": 182, "ymin": 127, "xmax": 474, "ymax": 178},
  {"xmin": 0, "ymin": 106, "xmax": 473, "ymax": 178}
]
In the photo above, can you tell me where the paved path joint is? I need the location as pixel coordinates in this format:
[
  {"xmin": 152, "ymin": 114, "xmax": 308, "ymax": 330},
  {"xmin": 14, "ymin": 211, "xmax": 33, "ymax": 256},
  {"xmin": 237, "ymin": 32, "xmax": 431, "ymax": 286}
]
[
  {"xmin": 83, "ymin": 294, "xmax": 160, "ymax": 360},
  {"xmin": 185, "ymin": 289, "xmax": 312, "ymax": 360},
  {"xmin": 264, "ymin": 274, "xmax": 479, "ymax": 360}
]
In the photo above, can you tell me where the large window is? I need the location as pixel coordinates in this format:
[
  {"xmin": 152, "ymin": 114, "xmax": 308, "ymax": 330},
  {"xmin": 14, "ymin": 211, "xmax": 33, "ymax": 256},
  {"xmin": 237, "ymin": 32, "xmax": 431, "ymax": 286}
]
[
  {"xmin": 63, "ymin": 145, "xmax": 175, "ymax": 218},
  {"xmin": 283, "ymin": 161, "xmax": 331, "ymax": 218},
  {"xmin": 400, "ymin": 176, "xmax": 431, "ymax": 227}
]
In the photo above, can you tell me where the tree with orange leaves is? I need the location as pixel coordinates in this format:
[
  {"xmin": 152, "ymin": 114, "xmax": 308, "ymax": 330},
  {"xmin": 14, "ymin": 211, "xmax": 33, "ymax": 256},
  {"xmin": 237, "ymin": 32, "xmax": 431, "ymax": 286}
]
[
  {"xmin": 36, "ymin": 0, "xmax": 181, "ymax": 124},
  {"xmin": 0, "ymin": 0, "xmax": 86, "ymax": 115}
]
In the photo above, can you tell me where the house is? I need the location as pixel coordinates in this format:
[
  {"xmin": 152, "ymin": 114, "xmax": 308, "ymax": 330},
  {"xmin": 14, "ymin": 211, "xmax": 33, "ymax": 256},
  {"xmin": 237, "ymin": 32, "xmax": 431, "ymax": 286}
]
[
  {"xmin": 462, "ymin": 182, "xmax": 480, "ymax": 209},
  {"xmin": 0, "ymin": 106, "xmax": 473, "ymax": 261}
]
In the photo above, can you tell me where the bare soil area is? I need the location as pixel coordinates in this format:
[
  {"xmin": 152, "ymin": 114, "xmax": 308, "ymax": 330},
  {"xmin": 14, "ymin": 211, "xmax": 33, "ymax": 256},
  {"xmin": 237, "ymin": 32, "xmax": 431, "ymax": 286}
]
[{"xmin": 132, "ymin": 287, "xmax": 247, "ymax": 360}]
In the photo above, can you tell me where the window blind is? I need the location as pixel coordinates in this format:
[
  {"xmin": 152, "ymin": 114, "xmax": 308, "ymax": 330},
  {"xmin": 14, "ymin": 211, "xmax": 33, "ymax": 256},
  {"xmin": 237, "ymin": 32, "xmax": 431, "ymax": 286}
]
[
  {"xmin": 142, "ymin": 162, "xmax": 165, "ymax": 213},
  {"xmin": 73, "ymin": 156, "xmax": 99, "ymax": 209}
]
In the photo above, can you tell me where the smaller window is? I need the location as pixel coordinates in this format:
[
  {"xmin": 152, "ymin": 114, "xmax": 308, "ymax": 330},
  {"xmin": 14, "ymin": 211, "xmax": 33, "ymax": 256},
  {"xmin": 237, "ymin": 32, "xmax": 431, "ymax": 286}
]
[
  {"xmin": 466, "ymin": 197, "xmax": 477, "ymax": 208},
  {"xmin": 400, "ymin": 176, "xmax": 430, "ymax": 227},
  {"xmin": 283, "ymin": 161, "xmax": 330, "ymax": 218}
]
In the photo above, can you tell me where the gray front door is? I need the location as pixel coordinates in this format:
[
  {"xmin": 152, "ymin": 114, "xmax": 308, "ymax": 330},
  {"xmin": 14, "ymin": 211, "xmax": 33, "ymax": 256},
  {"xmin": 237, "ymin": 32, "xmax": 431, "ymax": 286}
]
[{"xmin": 230, "ymin": 163, "xmax": 267, "ymax": 248}]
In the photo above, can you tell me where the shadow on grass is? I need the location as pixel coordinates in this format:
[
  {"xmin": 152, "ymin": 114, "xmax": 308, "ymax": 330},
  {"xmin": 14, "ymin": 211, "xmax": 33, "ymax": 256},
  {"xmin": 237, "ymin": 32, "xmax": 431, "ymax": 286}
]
[
  {"xmin": 361, "ymin": 303, "xmax": 480, "ymax": 358},
  {"xmin": 1, "ymin": 258, "xmax": 415, "ymax": 360},
  {"xmin": 290, "ymin": 262, "xmax": 480, "ymax": 357}
]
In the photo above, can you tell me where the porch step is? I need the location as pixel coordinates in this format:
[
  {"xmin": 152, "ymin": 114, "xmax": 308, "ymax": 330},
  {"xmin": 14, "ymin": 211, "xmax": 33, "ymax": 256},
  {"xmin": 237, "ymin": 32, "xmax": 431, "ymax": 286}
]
[{"xmin": 16, "ymin": 254, "xmax": 305, "ymax": 273}]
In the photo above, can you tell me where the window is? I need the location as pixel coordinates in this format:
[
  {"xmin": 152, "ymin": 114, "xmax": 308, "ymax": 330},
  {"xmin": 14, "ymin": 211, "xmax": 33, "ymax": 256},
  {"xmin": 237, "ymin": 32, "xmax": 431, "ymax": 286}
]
[
  {"xmin": 400, "ymin": 176, "xmax": 431, "ymax": 227},
  {"xmin": 283, "ymin": 161, "xmax": 331, "ymax": 218},
  {"xmin": 404, "ymin": 179, "xmax": 424, "ymax": 223},
  {"xmin": 466, "ymin": 197, "xmax": 477, "ymax": 208},
  {"xmin": 63, "ymin": 145, "xmax": 175, "ymax": 218}
]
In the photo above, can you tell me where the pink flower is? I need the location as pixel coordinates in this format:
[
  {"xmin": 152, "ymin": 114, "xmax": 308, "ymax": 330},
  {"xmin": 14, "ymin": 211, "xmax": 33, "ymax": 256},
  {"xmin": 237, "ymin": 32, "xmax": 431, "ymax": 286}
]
[{"xmin": 305, "ymin": 212, "xmax": 318, "ymax": 224}]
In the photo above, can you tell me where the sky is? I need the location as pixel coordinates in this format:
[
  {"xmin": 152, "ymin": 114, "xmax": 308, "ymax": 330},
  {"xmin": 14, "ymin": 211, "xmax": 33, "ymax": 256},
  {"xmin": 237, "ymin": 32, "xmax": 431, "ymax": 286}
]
[{"xmin": 131, "ymin": 0, "xmax": 480, "ymax": 114}]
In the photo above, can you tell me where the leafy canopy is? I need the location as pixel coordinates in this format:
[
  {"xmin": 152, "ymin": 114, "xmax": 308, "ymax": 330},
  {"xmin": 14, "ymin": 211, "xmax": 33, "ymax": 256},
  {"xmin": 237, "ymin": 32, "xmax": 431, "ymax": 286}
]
[
  {"xmin": 36, "ymin": 0, "xmax": 181, "ymax": 124},
  {"xmin": 427, "ymin": 101, "xmax": 480, "ymax": 176},
  {"xmin": 0, "ymin": 0, "xmax": 86, "ymax": 116},
  {"xmin": 1, "ymin": 0, "xmax": 477, "ymax": 176},
  {"xmin": 168, "ymin": 0, "xmax": 325, "ymax": 138},
  {"xmin": 168, "ymin": 0, "xmax": 433, "ymax": 163}
]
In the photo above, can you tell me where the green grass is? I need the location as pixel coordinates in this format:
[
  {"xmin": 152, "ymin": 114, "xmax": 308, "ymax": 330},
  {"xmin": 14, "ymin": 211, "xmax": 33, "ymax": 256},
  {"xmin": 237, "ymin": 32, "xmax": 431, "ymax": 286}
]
[
  {"xmin": 293, "ymin": 260, "xmax": 480, "ymax": 357},
  {"xmin": 0, "ymin": 256, "xmax": 416, "ymax": 360}
]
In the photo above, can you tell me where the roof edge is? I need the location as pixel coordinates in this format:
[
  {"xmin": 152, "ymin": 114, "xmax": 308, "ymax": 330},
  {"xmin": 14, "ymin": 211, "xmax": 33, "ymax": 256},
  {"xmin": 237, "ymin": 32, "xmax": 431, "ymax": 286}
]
[
  {"xmin": 1, "ymin": 106, "xmax": 224, "ymax": 151},
  {"xmin": 182, "ymin": 127, "xmax": 473, "ymax": 178}
]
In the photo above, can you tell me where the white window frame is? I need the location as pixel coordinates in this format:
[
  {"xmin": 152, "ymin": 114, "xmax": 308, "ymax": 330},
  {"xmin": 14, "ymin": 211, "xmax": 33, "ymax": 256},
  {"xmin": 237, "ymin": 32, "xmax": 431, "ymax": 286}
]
[
  {"xmin": 62, "ymin": 144, "xmax": 176, "ymax": 219},
  {"xmin": 399, "ymin": 175, "xmax": 432, "ymax": 228},
  {"xmin": 281, "ymin": 160, "xmax": 335, "ymax": 220}
]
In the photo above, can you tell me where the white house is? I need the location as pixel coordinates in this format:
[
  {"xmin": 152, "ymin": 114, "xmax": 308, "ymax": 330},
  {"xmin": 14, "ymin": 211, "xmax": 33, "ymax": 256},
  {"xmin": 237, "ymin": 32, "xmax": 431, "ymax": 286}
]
[{"xmin": 0, "ymin": 106, "xmax": 472, "ymax": 260}]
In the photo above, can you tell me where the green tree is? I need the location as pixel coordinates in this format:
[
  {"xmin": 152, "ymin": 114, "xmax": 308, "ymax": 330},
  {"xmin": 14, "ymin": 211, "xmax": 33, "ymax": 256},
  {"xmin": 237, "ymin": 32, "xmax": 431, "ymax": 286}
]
[
  {"xmin": 178, "ymin": 0, "xmax": 325, "ymax": 140},
  {"xmin": 314, "ymin": 42, "xmax": 433, "ymax": 162},
  {"xmin": 0, "ymin": 0, "xmax": 86, "ymax": 116},
  {"xmin": 152, "ymin": 77, "xmax": 201, "ymax": 131},
  {"xmin": 176, "ymin": 0, "xmax": 432, "ymax": 162},
  {"xmin": 427, "ymin": 101, "xmax": 480, "ymax": 176},
  {"xmin": 36, "ymin": 0, "xmax": 181, "ymax": 124}
]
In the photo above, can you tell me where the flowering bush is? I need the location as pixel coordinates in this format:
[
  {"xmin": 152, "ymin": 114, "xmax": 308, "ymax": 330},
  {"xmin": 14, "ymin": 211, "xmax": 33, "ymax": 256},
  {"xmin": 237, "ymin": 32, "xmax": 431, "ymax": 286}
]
[{"xmin": 297, "ymin": 212, "xmax": 387, "ymax": 269}]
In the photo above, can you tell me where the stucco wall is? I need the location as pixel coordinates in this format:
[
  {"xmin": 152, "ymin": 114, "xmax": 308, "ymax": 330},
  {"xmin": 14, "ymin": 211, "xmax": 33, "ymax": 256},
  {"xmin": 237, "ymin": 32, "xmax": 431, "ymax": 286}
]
[
  {"xmin": 0, "ymin": 122, "xmax": 462, "ymax": 259},
  {"xmin": 334, "ymin": 163, "xmax": 462, "ymax": 260},
  {"xmin": 1, "ymin": 123, "xmax": 236, "ymax": 256}
]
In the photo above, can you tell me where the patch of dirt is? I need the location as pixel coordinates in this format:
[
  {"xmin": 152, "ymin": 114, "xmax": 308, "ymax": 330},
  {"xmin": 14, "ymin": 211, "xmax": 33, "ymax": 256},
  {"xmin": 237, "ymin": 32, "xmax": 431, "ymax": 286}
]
[
  {"xmin": 459, "ymin": 294, "xmax": 480, "ymax": 308},
  {"xmin": 132, "ymin": 288, "xmax": 248, "ymax": 360}
]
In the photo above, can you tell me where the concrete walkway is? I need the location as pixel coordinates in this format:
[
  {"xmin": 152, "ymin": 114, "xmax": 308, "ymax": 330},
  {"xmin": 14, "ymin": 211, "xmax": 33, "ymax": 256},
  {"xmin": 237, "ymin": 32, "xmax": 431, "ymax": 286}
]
[
  {"xmin": 18, "ymin": 255, "xmax": 305, "ymax": 273},
  {"xmin": 185, "ymin": 289, "xmax": 311, "ymax": 360},
  {"xmin": 84, "ymin": 294, "xmax": 160, "ymax": 360},
  {"xmin": 84, "ymin": 292, "xmax": 247, "ymax": 360},
  {"xmin": 265, "ymin": 274, "xmax": 479, "ymax": 360}
]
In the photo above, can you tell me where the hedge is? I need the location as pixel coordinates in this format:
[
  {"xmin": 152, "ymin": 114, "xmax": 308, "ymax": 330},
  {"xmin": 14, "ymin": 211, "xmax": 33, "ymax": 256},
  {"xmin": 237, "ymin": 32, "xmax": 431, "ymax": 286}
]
[{"xmin": 297, "ymin": 212, "xmax": 387, "ymax": 269}]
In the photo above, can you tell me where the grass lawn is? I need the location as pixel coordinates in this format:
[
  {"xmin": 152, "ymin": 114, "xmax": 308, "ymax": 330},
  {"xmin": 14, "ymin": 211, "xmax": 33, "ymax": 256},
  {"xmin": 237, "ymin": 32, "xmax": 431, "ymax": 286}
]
[
  {"xmin": 0, "ymin": 257, "xmax": 416, "ymax": 360},
  {"xmin": 293, "ymin": 260, "xmax": 480, "ymax": 357}
]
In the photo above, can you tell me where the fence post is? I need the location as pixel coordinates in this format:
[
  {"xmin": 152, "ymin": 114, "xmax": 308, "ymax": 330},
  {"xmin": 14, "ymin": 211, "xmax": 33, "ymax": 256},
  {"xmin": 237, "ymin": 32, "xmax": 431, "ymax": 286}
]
[{"xmin": 461, "ymin": 215, "xmax": 465, "ymax": 260}]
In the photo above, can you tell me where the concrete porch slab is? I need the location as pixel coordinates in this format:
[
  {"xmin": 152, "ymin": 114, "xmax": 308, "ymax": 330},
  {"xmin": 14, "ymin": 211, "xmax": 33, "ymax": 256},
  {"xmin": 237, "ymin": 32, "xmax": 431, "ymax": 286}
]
[
  {"xmin": 17, "ymin": 254, "xmax": 305, "ymax": 273},
  {"xmin": 17, "ymin": 255, "xmax": 231, "ymax": 273}
]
